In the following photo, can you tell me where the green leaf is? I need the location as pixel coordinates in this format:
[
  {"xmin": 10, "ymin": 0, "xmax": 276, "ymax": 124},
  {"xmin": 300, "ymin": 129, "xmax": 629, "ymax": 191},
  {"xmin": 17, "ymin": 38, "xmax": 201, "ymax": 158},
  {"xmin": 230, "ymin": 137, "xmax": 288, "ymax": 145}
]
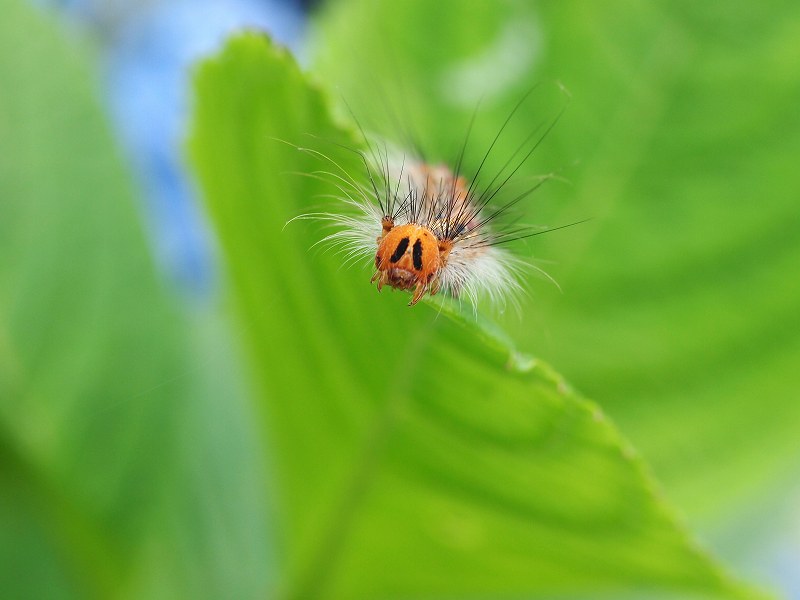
[
  {"xmin": 0, "ymin": 2, "xmax": 270, "ymax": 598},
  {"xmin": 312, "ymin": 0, "xmax": 800, "ymax": 537},
  {"xmin": 189, "ymin": 33, "xmax": 763, "ymax": 600}
]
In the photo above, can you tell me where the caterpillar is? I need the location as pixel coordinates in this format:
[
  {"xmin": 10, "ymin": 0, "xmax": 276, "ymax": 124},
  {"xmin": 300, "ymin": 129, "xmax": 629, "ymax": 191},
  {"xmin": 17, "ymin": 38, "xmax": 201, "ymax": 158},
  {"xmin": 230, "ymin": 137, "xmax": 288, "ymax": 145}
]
[{"xmin": 290, "ymin": 89, "xmax": 582, "ymax": 311}]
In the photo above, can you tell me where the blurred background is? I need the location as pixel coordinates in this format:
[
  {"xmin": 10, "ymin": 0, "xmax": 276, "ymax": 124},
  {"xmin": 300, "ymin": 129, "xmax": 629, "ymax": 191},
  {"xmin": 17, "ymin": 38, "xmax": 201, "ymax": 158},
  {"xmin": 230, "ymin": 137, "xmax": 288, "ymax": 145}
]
[{"xmin": 2, "ymin": 0, "xmax": 800, "ymax": 598}]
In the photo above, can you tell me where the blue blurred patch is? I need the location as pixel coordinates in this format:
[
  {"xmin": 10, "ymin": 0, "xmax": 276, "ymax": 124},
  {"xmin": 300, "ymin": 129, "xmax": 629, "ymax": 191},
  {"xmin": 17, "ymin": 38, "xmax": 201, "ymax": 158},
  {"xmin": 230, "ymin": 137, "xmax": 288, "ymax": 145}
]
[{"xmin": 42, "ymin": 0, "xmax": 309, "ymax": 297}]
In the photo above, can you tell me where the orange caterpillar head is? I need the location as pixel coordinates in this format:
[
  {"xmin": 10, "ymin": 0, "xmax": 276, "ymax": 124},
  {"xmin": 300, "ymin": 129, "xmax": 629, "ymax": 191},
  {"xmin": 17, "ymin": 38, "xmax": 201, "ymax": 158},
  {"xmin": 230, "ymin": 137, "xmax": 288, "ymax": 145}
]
[{"xmin": 371, "ymin": 217, "xmax": 453, "ymax": 306}]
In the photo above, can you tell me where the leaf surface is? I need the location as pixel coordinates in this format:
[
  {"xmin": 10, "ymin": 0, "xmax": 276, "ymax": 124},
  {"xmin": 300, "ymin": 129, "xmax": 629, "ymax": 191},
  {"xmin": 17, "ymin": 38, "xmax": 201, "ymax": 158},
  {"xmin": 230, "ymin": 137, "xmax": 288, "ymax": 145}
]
[
  {"xmin": 189, "ymin": 33, "xmax": 762, "ymax": 600},
  {"xmin": 0, "ymin": 2, "xmax": 270, "ymax": 597},
  {"xmin": 312, "ymin": 0, "xmax": 800, "ymax": 536}
]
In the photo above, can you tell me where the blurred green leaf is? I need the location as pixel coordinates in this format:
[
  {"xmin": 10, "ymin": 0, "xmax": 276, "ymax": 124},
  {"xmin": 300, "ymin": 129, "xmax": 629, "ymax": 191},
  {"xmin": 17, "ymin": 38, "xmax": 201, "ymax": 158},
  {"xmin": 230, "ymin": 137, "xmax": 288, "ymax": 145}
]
[
  {"xmin": 0, "ymin": 2, "xmax": 270, "ymax": 598},
  {"xmin": 189, "ymin": 33, "xmax": 763, "ymax": 600},
  {"xmin": 312, "ymin": 0, "xmax": 800, "ymax": 538}
]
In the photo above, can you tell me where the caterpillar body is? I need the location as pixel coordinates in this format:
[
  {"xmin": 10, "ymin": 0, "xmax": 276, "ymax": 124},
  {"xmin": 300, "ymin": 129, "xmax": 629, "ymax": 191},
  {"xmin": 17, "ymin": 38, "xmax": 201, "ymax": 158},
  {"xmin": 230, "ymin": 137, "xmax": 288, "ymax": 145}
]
[{"xmin": 293, "ymin": 92, "xmax": 576, "ymax": 311}]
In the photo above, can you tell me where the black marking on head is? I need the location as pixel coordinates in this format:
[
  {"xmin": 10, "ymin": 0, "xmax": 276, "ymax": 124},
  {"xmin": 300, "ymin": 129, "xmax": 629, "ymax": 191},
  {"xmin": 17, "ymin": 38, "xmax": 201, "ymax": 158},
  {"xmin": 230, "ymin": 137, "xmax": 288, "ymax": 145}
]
[
  {"xmin": 412, "ymin": 239, "xmax": 423, "ymax": 270},
  {"xmin": 390, "ymin": 237, "xmax": 410, "ymax": 263}
]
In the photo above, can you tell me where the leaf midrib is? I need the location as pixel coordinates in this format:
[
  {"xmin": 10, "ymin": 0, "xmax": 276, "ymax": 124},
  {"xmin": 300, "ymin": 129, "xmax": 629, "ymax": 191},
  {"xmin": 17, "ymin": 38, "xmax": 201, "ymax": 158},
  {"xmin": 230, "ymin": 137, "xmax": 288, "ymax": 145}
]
[{"xmin": 284, "ymin": 325, "xmax": 430, "ymax": 599}]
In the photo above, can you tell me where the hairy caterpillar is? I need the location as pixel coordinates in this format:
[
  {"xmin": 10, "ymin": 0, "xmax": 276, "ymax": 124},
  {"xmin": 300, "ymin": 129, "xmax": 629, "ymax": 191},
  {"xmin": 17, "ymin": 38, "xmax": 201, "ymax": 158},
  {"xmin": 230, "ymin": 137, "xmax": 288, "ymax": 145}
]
[{"xmin": 290, "ymin": 89, "xmax": 582, "ymax": 311}]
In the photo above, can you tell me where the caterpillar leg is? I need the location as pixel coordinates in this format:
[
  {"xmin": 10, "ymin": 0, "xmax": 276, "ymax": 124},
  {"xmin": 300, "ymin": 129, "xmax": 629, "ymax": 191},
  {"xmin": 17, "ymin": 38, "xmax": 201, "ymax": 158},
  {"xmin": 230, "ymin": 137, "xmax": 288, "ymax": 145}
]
[
  {"xmin": 371, "ymin": 270, "xmax": 388, "ymax": 292},
  {"xmin": 409, "ymin": 282, "xmax": 428, "ymax": 306}
]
